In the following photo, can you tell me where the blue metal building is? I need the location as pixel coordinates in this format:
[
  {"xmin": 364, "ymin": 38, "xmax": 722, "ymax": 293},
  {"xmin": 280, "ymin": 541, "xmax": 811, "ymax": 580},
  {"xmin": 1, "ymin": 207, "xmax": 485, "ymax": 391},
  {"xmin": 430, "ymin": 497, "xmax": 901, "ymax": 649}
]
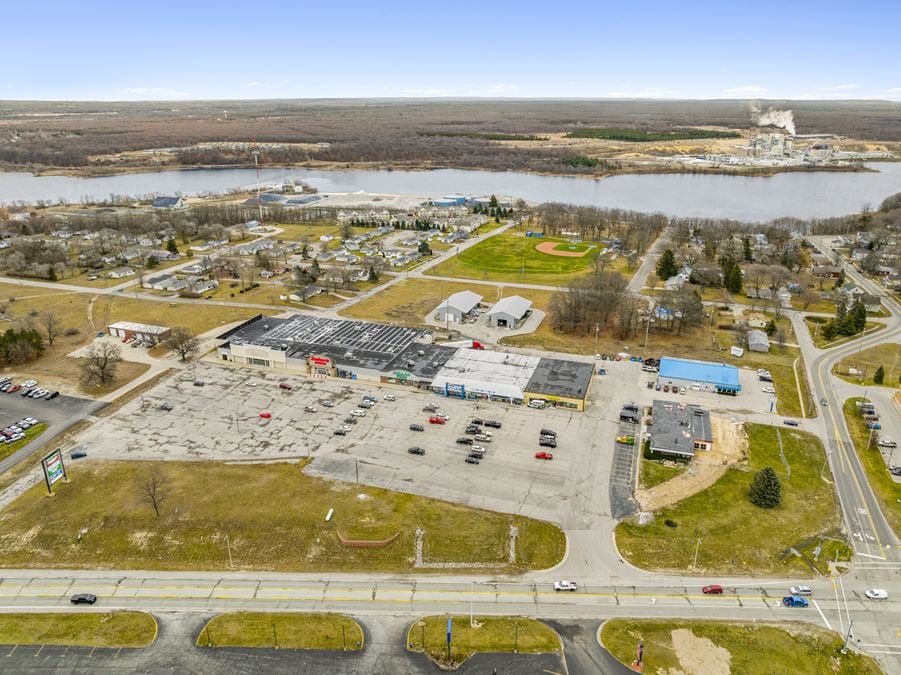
[{"xmin": 658, "ymin": 357, "xmax": 741, "ymax": 394}]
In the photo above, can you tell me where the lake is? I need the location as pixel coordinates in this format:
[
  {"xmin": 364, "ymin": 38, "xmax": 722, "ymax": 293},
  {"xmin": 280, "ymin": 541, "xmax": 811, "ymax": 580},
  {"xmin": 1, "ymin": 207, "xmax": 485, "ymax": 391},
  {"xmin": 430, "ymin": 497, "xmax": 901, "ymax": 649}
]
[{"xmin": 1, "ymin": 163, "xmax": 900, "ymax": 222}]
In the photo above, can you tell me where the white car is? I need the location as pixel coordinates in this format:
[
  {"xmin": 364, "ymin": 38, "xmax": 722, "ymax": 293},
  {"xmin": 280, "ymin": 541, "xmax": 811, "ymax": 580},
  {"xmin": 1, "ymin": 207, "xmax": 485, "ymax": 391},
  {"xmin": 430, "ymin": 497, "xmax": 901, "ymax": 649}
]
[
  {"xmin": 383, "ymin": 394, "xmax": 397, "ymax": 401},
  {"xmin": 350, "ymin": 409, "xmax": 367, "ymax": 417},
  {"xmin": 471, "ymin": 445, "xmax": 486, "ymax": 453},
  {"xmin": 22, "ymin": 380, "xmax": 37, "ymax": 388},
  {"xmin": 789, "ymin": 585, "xmax": 813, "ymax": 596},
  {"xmin": 436, "ymin": 413, "xmax": 449, "ymax": 421},
  {"xmin": 877, "ymin": 438, "xmax": 897, "ymax": 449},
  {"xmin": 762, "ymin": 387, "xmax": 776, "ymax": 394},
  {"xmin": 554, "ymin": 580, "xmax": 578, "ymax": 592},
  {"xmin": 338, "ymin": 425, "xmax": 352, "ymax": 433},
  {"xmin": 865, "ymin": 589, "xmax": 888, "ymax": 600}
]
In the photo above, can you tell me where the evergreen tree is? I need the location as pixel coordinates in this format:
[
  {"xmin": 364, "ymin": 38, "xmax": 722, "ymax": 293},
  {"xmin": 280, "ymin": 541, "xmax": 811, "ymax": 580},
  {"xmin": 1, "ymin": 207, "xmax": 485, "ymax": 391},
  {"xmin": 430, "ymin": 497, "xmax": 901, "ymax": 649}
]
[
  {"xmin": 417, "ymin": 240, "xmax": 431, "ymax": 254},
  {"xmin": 368, "ymin": 265, "xmax": 377, "ymax": 282},
  {"xmin": 146, "ymin": 255, "xmax": 159, "ymax": 269},
  {"xmin": 835, "ymin": 268, "xmax": 845, "ymax": 288},
  {"xmin": 655, "ymin": 249, "xmax": 679, "ymax": 280},
  {"xmin": 489, "ymin": 194, "xmax": 499, "ymax": 209},
  {"xmin": 764, "ymin": 319, "xmax": 777, "ymax": 336},
  {"xmin": 873, "ymin": 365, "xmax": 885, "ymax": 385},
  {"xmin": 749, "ymin": 467, "xmax": 781, "ymax": 508},
  {"xmin": 702, "ymin": 239, "xmax": 717, "ymax": 261},
  {"xmin": 850, "ymin": 300, "xmax": 867, "ymax": 333},
  {"xmin": 724, "ymin": 264, "xmax": 743, "ymax": 293},
  {"xmin": 743, "ymin": 237, "xmax": 753, "ymax": 262},
  {"xmin": 47, "ymin": 266, "xmax": 57, "ymax": 281},
  {"xmin": 166, "ymin": 238, "xmax": 179, "ymax": 254},
  {"xmin": 310, "ymin": 259, "xmax": 320, "ymax": 278}
]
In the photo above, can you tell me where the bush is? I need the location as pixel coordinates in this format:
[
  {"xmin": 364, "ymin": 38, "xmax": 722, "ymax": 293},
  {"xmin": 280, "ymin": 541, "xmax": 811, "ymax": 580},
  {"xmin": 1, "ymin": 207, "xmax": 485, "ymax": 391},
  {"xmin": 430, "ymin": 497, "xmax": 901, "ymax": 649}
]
[
  {"xmin": 749, "ymin": 467, "xmax": 781, "ymax": 508},
  {"xmin": 64, "ymin": 327, "xmax": 80, "ymax": 336}
]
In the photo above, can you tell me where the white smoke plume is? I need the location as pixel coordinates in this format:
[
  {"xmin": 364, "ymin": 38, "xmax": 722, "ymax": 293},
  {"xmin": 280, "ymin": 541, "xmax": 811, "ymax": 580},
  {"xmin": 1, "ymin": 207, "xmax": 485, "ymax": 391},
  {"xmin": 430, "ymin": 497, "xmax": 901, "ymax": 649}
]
[{"xmin": 749, "ymin": 101, "xmax": 796, "ymax": 135}]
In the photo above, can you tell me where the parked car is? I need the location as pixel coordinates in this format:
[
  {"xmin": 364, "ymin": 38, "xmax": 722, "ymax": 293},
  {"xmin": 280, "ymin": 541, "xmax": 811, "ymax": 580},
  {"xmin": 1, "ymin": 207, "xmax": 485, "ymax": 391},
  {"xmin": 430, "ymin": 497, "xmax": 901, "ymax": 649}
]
[
  {"xmin": 470, "ymin": 419, "xmax": 483, "ymax": 426},
  {"xmin": 338, "ymin": 425, "xmax": 352, "ymax": 433},
  {"xmin": 483, "ymin": 420, "xmax": 502, "ymax": 429},
  {"xmin": 554, "ymin": 580, "xmax": 577, "ymax": 592},
  {"xmin": 866, "ymin": 421, "xmax": 882, "ymax": 430},
  {"xmin": 702, "ymin": 584, "xmax": 723, "ymax": 595},
  {"xmin": 464, "ymin": 456, "xmax": 480, "ymax": 465},
  {"xmin": 471, "ymin": 445, "xmax": 486, "ymax": 453},
  {"xmin": 663, "ymin": 385, "xmax": 670, "ymax": 392},
  {"xmin": 344, "ymin": 416, "xmax": 358, "ymax": 424},
  {"xmin": 410, "ymin": 423, "xmax": 424, "ymax": 432},
  {"xmin": 384, "ymin": 394, "xmax": 397, "ymax": 401},
  {"xmin": 467, "ymin": 452, "xmax": 484, "ymax": 461},
  {"xmin": 351, "ymin": 409, "xmax": 367, "ymax": 417},
  {"xmin": 456, "ymin": 437, "xmax": 473, "ymax": 445},
  {"xmin": 22, "ymin": 380, "xmax": 37, "ymax": 388},
  {"xmin": 429, "ymin": 416, "xmax": 446, "ymax": 425},
  {"xmin": 762, "ymin": 387, "xmax": 776, "ymax": 394},
  {"xmin": 655, "ymin": 383, "xmax": 661, "ymax": 391},
  {"xmin": 193, "ymin": 380, "xmax": 205, "ymax": 387},
  {"xmin": 160, "ymin": 402, "xmax": 173, "ymax": 411},
  {"xmin": 279, "ymin": 382, "xmax": 293, "ymax": 390},
  {"xmin": 436, "ymin": 413, "xmax": 449, "ymax": 421},
  {"xmin": 540, "ymin": 428, "xmax": 557, "ymax": 438},
  {"xmin": 783, "ymin": 420, "xmax": 799, "ymax": 427},
  {"xmin": 474, "ymin": 434, "xmax": 491, "ymax": 442},
  {"xmin": 333, "ymin": 429, "xmax": 347, "ymax": 436},
  {"xmin": 535, "ymin": 451, "xmax": 553, "ymax": 460},
  {"xmin": 304, "ymin": 405, "xmax": 318, "ymax": 413},
  {"xmin": 890, "ymin": 466, "xmax": 901, "ymax": 477},
  {"xmin": 70, "ymin": 593, "xmax": 97, "ymax": 605},
  {"xmin": 70, "ymin": 451, "xmax": 88, "ymax": 460},
  {"xmin": 865, "ymin": 588, "xmax": 888, "ymax": 600},
  {"xmin": 464, "ymin": 426, "xmax": 480, "ymax": 435},
  {"xmin": 782, "ymin": 595, "xmax": 808, "ymax": 607},
  {"xmin": 407, "ymin": 447, "xmax": 425, "ymax": 455},
  {"xmin": 322, "ymin": 400, "xmax": 334, "ymax": 408},
  {"xmin": 616, "ymin": 435, "xmax": 635, "ymax": 445},
  {"xmin": 647, "ymin": 381, "xmax": 654, "ymax": 389},
  {"xmin": 789, "ymin": 585, "xmax": 813, "ymax": 596},
  {"xmin": 539, "ymin": 438, "xmax": 557, "ymax": 448},
  {"xmin": 8, "ymin": 385, "xmax": 21, "ymax": 394},
  {"xmin": 46, "ymin": 391, "xmax": 60, "ymax": 400},
  {"xmin": 423, "ymin": 404, "xmax": 438, "ymax": 412}
]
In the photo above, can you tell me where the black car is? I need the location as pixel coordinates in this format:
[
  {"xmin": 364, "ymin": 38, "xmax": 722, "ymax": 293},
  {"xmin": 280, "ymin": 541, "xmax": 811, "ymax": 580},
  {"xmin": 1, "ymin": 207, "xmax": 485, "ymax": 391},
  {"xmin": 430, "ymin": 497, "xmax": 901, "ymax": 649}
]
[
  {"xmin": 193, "ymin": 380, "xmax": 205, "ymax": 387},
  {"xmin": 464, "ymin": 426, "xmax": 480, "ymax": 434},
  {"xmin": 70, "ymin": 451, "xmax": 88, "ymax": 460},
  {"xmin": 422, "ymin": 405, "xmax": 438, "ymax": 412},
  {"xmin": 409, "ymin": 423, "xmax": 424, "ymax": 432},
  {"xmin": 467, "ymin": 452, "xmax": 483, "ymax": 461},
  {"xmin": 344, "ymin": 416, "xmax": 358, "ymax": 424},
  {"xmin": 456, "ymin": 437, "xmax": 474, "ymax": 445},
  {"xmin": 47, "ymin": 391, "xmax": 60, "ymax": 400},
  {"xmin": 539, "ymin": 438, "xmax": 557, "ymax": 448},
  {"xmin": 464, "ymin": 456, "xmax": 480, "ymax": 464},
  {"xmin": 407, "ymin": 446, "xmax": 425, "ymax": 455},
  {"xmin": 471, "ymin": 418, "xmax": 484, "ymax": 425},
  {"xmin": 160, "ymin": 402, "xmax": 173, "ymax": 411},
  {"xmin": 539, "ymin": 428, "xmax": 556, "ymax": 438},
  {"xmin": 783, "ymin": 419, "xmax": 799, "ymax": 427},
  {"xmin": 483, "ymin": 420, "xmax": 502, "ymax": 429},
  {"xmin": 333, "ymin": 429, "xmax": 347, "ymax": 436},
  {"xmin": 890, "ymin": 466, "xmax": 901, "ymax": 477},
  {"xmin": 21, "ymin": 387, "xmax": 33, "ymax": 396},
  {"xmin": 70, "ymin": 593, "xmax": 97, "ymax": 605}
]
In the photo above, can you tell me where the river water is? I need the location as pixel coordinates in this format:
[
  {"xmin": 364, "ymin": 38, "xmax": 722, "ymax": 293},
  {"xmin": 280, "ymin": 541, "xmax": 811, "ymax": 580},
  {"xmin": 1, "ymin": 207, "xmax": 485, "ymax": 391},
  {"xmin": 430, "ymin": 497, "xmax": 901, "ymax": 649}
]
[{"xmin": 1, "ymin": 163, "xmax": 900, "ymax": 222}]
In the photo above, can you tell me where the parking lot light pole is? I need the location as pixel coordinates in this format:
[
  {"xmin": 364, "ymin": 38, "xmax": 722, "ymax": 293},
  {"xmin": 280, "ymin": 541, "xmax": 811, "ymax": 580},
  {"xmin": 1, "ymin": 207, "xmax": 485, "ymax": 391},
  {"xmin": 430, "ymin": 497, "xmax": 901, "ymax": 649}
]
[{"xmin": 692, "ymin": 536, "xmax": 701, "ymax": 571}]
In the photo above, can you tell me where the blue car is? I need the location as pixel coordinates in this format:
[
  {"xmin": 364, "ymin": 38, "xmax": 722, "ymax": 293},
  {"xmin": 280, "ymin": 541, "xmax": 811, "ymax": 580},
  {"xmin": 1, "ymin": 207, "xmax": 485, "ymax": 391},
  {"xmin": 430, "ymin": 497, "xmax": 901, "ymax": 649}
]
[{"xmin": 782, "ymin": 595, "xmax": 808, "ymax": 608}]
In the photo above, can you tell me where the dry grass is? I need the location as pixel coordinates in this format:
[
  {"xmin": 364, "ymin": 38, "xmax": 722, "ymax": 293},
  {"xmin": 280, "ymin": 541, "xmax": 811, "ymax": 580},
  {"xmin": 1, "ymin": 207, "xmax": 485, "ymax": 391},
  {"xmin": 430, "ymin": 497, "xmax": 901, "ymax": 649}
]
[
  {"xmin": 834, "ymin": 343, "xmax": 900, "ymax": 387},
  {"xmin": 0, "ymin": 612, "xmax": 157, "ymax": 648},
  {"xmin": 198, "ymin": 612, "xmax": 363, "ymax": 650},
  {"xmin": 0, "ymin": 460, "xmax": 565, "ymax": 573}
]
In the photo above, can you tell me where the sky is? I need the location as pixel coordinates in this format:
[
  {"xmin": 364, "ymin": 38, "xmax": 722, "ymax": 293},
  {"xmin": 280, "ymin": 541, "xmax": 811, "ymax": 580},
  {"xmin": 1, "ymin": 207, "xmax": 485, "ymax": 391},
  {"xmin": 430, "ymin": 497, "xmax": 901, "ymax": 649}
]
[{"xmin": 2, "ymin": 1, "xmax": 900, "ymax": 101}]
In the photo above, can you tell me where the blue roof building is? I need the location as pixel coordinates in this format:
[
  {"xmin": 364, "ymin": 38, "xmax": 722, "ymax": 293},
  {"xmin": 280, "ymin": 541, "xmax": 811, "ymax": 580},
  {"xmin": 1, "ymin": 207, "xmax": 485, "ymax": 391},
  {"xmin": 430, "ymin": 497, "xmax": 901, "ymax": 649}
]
[{"xmin": 658, "ymin": 357, "xmax": 741, "ymax": 393}]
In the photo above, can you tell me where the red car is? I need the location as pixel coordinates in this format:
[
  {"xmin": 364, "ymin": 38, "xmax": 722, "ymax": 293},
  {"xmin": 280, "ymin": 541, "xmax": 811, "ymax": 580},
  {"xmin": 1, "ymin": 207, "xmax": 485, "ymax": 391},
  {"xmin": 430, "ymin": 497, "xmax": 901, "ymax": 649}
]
[
  {"xmin": 535, "ymin": 451, "xmax": 553, "ymax": 460},
  {"xmin": 278, "ymin": 382, "xmax": 292, "ymax": 390},
  {"xmin": 259, "ymin": 411, "xmax": 272, "ymax": 419},
  {"xmin": 428, "ymin": 416, "xmax": 446, "ymax": 424},
  {"xmin": 7, "ymin": 384, "xmax": 21, "ymax": 394},
  {"xmin": 702, "ymin": 584, "xmax": 723, "ymax": 595}
]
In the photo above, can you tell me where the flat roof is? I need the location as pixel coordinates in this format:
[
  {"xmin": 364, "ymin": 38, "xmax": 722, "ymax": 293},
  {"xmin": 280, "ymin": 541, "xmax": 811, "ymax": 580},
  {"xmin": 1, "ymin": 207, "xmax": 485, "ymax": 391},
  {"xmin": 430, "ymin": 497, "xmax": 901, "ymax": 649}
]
[
  {"xmin": 108, "ymin": 321, "xmax": 169, "ymax": 334},
  {"xmin": 650, "ymin": 399, "xmax": 713, "ymax": 458},
  {"xmin": 525, "ymin": 358, "xmax": 593, "ymax": 400},
  {"xmin": 488, "ymin": 295, "xmax": 532, "ymax": 319},
  {"xmin": 432, "ymin": 349, "xmax": 540, "ymax": 400},
  {"xmin": 659, "ymin": 356, "xmax": 741, "ymax": 391},
  {"xmin": 221, "ymin": 314, "xmax": 433, "ymax": 373}
]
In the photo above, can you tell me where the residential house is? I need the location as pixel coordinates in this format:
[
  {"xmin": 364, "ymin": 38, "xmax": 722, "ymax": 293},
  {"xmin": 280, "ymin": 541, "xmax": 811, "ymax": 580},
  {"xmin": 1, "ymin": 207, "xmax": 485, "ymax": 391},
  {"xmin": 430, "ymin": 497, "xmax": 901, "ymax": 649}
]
[
  {"xmin": 192, "ymin": 279, "xmax": 219, "ymax": 294},
  {"xmin": 747, "ymin": 313, "xmax": 768, "ymax": 329},
  {"xmin": 143, "ymin": 274, "xmax": 177, "ymax": 291},
  {"xmin": 107, "ymin": 267, "xmax": 135, "ymax": 279},
  {"xmin": 747, "ymin": 329, "xmax": 770, "ymax": 353},
  {"xmin": 860, "ymin": 294, "xmax": 882, "ymax": 312},
  {"xmin": 151, "ymin": 196, "xmax": 186, "ymax": 210},
  {"xmin": 811, "ymin": 265, "xmax": 842, "ymax": 279},
  {"xmin": 664, "ymin": 275, "xmax": 685, "ymax": 291},
  {"xmin": 190, "ymin": 239, "xmax": 228, "ymax": 253}
]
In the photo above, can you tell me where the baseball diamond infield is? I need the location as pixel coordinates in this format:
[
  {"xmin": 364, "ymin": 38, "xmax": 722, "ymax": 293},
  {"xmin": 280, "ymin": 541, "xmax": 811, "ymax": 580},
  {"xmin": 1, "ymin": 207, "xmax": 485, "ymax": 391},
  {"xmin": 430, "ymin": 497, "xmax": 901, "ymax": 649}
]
[{"xmin": 535, "ymin": 241, "xmax": 593, "ymax": 257}]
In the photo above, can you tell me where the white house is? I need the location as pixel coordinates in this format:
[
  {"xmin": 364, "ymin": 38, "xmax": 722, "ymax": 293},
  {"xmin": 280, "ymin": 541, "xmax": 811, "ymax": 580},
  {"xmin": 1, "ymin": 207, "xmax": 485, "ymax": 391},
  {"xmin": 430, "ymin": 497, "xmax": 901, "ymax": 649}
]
[
  {"xmin": 747, "ymin": 329, "xmax": 770, "ymax": 353},
  {"xmin": 107, "ymin": 267, "xmax": 135, "ymax": 279}
]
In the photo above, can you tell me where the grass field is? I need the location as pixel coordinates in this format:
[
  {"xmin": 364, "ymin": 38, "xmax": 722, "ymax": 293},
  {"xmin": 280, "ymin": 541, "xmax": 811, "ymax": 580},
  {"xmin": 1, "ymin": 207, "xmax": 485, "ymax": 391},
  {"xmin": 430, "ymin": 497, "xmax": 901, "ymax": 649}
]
[
  {"xmin": 408, "ymin": 616, "xmax": 558, "ymax": 667},
  {"xmin": 0, "ymin": 460, "xmax": 565, "ymax": 572},
  {"xmin": 843, "ymin": 397, "xmax": 901, "ymax": 537},
  {"xmin": 0, "ymin": 423, "xmax": 48, "ymax": 463},
  {"xmin": 197, "ymin": 612, "xmax": 363, "ymax": 650},
  {"xmin": 834, "ymin": 343, "xmax": 900, "ymax": 387},
  {"xmin": 424, "ymin": 232, "xmax": 607, "ymax": 286},
  {"xmin": 638, "ymin": 456, "xmax": 686, "ymax": 490},
  {"xmin": 94, "ymin": 295, "xmax": 261, "ymax": 336},
  {"xmin": 552, "ymin": 242, "xmax": 592, "ymax": 253},
  {"xmin": 0, "ymin": 612, "xmax": 157, "ymax": 648},
  {"xmin": 600, "ymin": 620, "xmax": 879, "ymax": 675},
  {"xmin": 616, "ymin": 424, "xmax": 848, "ymax": 575},
  {"xmin": 804, "ymin": 317, "xmax": 886, "ymax": 349},
  {"xmin": 271, "ymin": 222, "xmax": 341, "ymax": 242}
]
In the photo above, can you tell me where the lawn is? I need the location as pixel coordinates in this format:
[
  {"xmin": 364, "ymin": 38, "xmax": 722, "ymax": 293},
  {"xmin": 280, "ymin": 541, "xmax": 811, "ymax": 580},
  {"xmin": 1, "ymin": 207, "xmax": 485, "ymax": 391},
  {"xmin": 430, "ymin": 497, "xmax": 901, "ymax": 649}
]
[
  {"xmin": 616, "ymin": 424, "xmax": 848, "ymax": 575},
  {"xmin": 341, "ymin": 278, "xmax": 553, "ymax": 327},
  {"xmin": 600, "ymin": 620, "xmax": 879, "ymax": 675},
  {"xmin": 425, "ymin": 232, "xmax": 604, "ymax": 286},
  {"xmin": 0, "ymin": 612, "xmax": 157, "ymax": 648},
  {"xmin": 803, "ymin": 316, "xmax": 885, "ymax": 349},
  {"xmin": 834, "ymin": 343, "xmax": 900, "ymax": 387},
  {"xmin": 271, "ymin": 222, "xmax": 341, "ymax": 242},
  {"xmin": 842, "ymin": 397, "xmax": 901, "ymax": 537},
  {"xmin": 408, "ymin": 616, "xmax": 558, "ymax": 667},
  {"xmin": 94, "ymin": 295, "xmax": 260, "ymax": 336},
  {"xmin": 197, "ymin": 612, "xmax": 363, "ymax": 650},
  {"xmin": 638, "ymin": 456, "xmax": 686, "ymax": 490},
  {"xmin": 0, "ymin": 460, "xmax": 565, "ymax": 572},
  {"xmin": 0, "ymin": 422, "xmax": 48, "ymax": 463}
]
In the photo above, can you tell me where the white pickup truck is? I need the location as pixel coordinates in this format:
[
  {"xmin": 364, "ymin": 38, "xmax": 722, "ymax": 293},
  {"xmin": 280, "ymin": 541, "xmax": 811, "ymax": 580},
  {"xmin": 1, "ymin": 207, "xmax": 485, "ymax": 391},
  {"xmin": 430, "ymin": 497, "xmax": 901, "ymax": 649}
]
[{"xmin": 554, "ymin": 580, "xmax": 578, "ymax": 592}]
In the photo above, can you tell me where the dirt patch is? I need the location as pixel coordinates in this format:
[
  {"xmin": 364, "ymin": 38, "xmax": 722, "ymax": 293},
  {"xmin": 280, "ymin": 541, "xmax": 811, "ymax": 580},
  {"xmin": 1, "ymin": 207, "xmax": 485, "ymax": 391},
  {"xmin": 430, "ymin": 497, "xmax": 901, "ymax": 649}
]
[
  {"xmin": 636, "ymin": 417, "xmax": 748, "ymax": 512},
  {"xmin": 670, "ymin": 628, "xmax": 732, "ymax": 675},
  {"xmin": 534, "ymin": 241, "xmax": 590, "ymax": 258}
]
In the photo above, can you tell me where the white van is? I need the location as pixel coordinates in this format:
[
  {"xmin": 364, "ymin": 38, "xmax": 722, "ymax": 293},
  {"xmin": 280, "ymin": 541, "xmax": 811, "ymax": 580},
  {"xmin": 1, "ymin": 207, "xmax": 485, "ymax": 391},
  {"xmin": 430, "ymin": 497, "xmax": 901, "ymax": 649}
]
[{"xmin": 528, "ymin": 399, "xmax": 546, "ymax": 409}]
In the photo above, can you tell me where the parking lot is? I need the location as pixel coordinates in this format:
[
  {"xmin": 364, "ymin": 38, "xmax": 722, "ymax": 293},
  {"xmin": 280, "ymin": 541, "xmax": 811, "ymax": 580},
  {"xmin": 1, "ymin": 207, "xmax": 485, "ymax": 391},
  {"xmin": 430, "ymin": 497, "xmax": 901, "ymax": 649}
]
[{"xmin": 65, "ymin": 355, "xmax": 787, "ymax": 530}]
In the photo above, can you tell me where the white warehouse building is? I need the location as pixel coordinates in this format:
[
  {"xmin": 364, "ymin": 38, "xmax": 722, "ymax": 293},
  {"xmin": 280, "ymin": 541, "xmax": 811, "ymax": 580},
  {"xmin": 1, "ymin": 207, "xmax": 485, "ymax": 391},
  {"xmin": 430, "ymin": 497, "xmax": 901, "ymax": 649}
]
[
  {"xmin": 487, "ymin": 295, "xmax": 532, "ymax": 328},
  {"xmin": 434, "ymin": 290, "xmax": 482, "ymax": 323}
]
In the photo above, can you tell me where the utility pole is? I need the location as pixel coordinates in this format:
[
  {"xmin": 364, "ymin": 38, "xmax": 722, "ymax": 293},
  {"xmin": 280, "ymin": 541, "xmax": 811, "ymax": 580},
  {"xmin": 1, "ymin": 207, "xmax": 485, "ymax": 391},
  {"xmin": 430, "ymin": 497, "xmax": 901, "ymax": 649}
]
[
  {"xmin": 692, "ymin": 536, "xmax": 702, "ymax": 571},
  {"xmin": 225, "ymin": 534, "xmax": 234, "ymax": 568}
]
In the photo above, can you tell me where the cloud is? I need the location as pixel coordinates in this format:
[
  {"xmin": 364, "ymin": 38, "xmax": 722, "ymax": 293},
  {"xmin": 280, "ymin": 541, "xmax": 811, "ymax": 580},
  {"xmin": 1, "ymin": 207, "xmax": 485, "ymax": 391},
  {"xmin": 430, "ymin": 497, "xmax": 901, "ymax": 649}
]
[
  {"xmin": 605, "ymin": 87, "xmax": 677, "ymax": 99},
  {"xmin": 243, "ymin": 81, "xmax": 270, "ymax": 87},
  {"xmin": 721, "ymin": 85, "xmax": 768, "ymax": 96},
  {"xmin": 114, "ymin": 87, "xmax": 193, "ymax": 99}
]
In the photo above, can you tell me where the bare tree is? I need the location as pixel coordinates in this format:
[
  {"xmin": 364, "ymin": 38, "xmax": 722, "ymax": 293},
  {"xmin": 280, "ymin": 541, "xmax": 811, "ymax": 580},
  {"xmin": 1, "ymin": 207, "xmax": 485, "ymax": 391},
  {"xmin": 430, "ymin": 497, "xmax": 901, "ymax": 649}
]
[
  {"xmin": 776, "ymin": 327, "xmax": 787, "ymax": 352},
  {"xmin": 140, "ymin": 466, "xmax": 168, "ymax": 518},
  {"xmin": 79, "ymin": 341, "xmax": 122, "ymax": 386},
  {"xmin": 164, "ymin": 326, "xmax": 201, "ymax": 362},
  {"xmin": 41, "ymin": 311, "xmax": 60, "ymax": 346}
]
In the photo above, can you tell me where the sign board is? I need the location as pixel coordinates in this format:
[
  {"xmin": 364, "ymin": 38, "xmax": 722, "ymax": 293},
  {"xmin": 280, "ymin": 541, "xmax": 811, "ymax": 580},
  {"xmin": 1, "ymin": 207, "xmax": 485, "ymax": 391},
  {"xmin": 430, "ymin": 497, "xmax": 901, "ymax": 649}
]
[
  {"xmin": 446, "ymin": 618, "xmax": 452, "ymax": 645},
  {"xmin": 309, "ymin": 355, "xmax": 331, "ymax": 366},
  {"xmin": 730, "ymin": 346, "xmax": 744, "ymax": 357},
  {"xmin": 42, "ymin": 449, "xmax": 66, "ymax": 492},
  {"xmin": 393, "ymin": 370, "xmax": 411, "ymax": 382}
]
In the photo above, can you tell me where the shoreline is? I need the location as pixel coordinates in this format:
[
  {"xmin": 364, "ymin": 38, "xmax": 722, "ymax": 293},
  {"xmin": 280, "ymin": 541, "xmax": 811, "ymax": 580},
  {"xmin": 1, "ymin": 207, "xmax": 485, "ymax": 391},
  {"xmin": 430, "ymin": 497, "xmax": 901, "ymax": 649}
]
[{"xmin": 0, "ymin": 158, "xmax": 886, "ymax": 181}]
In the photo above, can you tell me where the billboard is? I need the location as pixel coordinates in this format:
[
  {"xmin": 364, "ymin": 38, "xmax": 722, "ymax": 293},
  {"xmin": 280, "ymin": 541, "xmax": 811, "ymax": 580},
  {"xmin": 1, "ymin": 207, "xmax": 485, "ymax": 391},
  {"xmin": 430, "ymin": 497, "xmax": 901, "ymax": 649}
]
[{"xmin": 42, "ymin": 449, "xmax": 66, "ymax": 492}]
